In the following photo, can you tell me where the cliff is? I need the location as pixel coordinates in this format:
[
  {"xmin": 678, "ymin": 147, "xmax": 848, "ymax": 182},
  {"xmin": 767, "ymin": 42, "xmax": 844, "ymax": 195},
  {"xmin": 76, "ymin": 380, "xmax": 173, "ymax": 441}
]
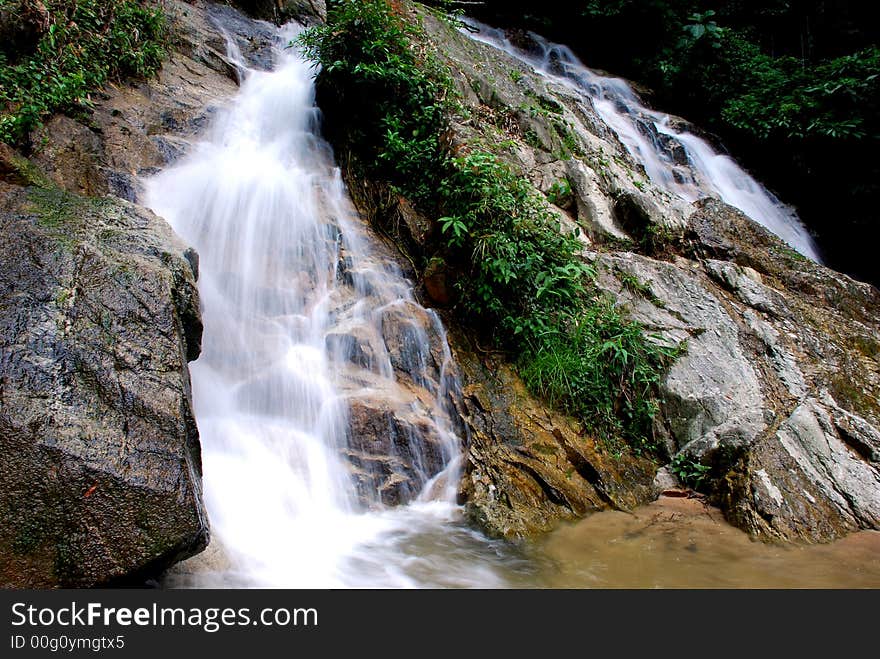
[{"xmin": 329, "ymin": 5, "xmax": 880, "ymax": 542}]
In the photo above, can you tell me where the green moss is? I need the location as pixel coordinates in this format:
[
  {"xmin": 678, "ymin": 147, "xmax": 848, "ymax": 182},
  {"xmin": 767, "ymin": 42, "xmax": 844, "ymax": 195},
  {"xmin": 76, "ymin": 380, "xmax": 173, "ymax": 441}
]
[
  {"xmin": 851, "ymin": 334, "xmax": 880, "ymax": 360},
  {"xmin": 552, "ymin": 120, "xmax": 584, "ymax": 158},
  {"xmin": 524, "ymin": 88, "xmax": 564, "ymax": 115},
  {"xmin": 523, "ymin": 128, "xmax": 544, "ymax": 149},
  {"xmin": 4, "ymin": 150, "xmax": 53, "ymax": 187},
  {"xmin": 829, "ymin": 371, "xmax": 879, "ymax": 420},
  {"xmin": 775, "ymin": 244, "xmax": 808, "ymax": 263},
  {"xmin": 12, "ymin": 516, "xmax": 48, "ymax": 555},
  {"xmin": 54, "ymin": 287, "xmax": 72, "ymax": 307}
]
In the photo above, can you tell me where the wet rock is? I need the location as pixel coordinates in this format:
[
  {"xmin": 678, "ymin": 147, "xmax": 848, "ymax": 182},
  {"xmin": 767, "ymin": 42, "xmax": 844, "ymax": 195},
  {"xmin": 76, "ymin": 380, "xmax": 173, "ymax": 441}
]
[
  {"xmin": 105, "ymin": 171, "xmax": 140, "ymax": 203},
  {"xmin": 1, "ymin": 143, "xmax": 50, "ymax": 187},
  {"xmin": 325, "ymin": 327, "xmax": 375, "ymax": 369},
  {"xmin": 394, "ymin": 196, "xmax": 434, "ymax": 249},
  {"xmin": 231, "ymin": 0, "xmax": 326, "ymax": 25},
  {"xmin": 0, "ymin": 181, "xmax": 206, "ymax": 587},
  {"xmin": 281, "ymin": 0, "xmax": 327, "ymax": 25},
  {"xmin": 207, "ymin": 4, "xmax": 277, "ymax": 71},
  {"xmin": 31, "ymin": 116, "xmax": 108, "ymax": 197},
  {"xmin": 24, "ymin": 1, "xmax": 256, "ymax": 203},
  {"xmin": 653, "ymin": 466, "xmax": 681, "ymax": 492},
  {"xmin": 450, "ymin": 329, "xmax": 657, "ymax": 539},
  {"xmin": 423, "ymin": 257, "xmax": 453, "ymax": 306},
  {"xmin": 718, "ymin": 398, "xmax": 880, "ymax": 542},
  {"xmin": 255, "ymin": 3, "xmax": 880, "ymax": 545},
  {"xmin": 344, "ymin": 395, "xmax": 451, "ymax": 506},
  {"xmin": 380, "ymin": 301, "xmax": 446, "ymax": 392}
]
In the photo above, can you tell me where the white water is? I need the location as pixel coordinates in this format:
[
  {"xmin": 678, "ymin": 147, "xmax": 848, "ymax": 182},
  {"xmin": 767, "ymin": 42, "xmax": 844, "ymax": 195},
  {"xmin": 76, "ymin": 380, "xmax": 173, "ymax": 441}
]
[
  {"xmin": 464, "ymin": 21, "xmax": 822, "ymax": 261},
  {"xmin": 144, "ymin": 25, "xmax": 521, "ymax": 588}
]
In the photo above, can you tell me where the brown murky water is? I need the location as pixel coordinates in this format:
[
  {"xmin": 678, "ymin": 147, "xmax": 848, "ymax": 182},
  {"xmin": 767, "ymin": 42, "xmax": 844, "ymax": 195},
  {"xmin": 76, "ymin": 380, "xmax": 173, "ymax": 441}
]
[
  {"xmin": 168, "ymin": 495, "xmax": 880, "ymax": 588},
  {"xmin": 531, "ymin": 496, "xmax": 880, "ymax": 588}
]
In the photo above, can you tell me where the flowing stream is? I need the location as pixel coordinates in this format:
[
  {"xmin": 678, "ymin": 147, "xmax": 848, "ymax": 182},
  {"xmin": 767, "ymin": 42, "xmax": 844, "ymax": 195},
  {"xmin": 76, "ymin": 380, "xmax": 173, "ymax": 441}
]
[
  {"xmin": 464, "ymin": 21, "xmax": 822, "ymax": 261},
  {"xmin": 142, "ymin": 20, "xmax": 879, "ymax": 589}
]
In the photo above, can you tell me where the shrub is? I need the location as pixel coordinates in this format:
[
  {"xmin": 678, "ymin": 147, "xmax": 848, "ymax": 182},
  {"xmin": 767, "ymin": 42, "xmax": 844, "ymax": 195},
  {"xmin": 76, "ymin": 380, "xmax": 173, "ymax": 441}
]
[
  {"xmin": 0, "ymin": 0, "xmax": 166, "ymax": 146},
  {"xmin": 519, "ymin": 299, "xmax": 681, "ymax": 449},
  {"xmin": 297, "ymin": 0, "xmax": 450, "ymax": 202},
  {"xmin": 670, "ymin": 453, "xmax": 711, "ymax": 489}
]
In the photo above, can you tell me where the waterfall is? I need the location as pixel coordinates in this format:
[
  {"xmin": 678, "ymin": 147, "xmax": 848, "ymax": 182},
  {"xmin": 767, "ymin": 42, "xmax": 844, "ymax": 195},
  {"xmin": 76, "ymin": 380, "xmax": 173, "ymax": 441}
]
[
  {"xmin": 464, "ymin": 21, "xmax": 822, "ymax": 262},
  {"xmin": 144, "ymin": 23, "xmax": 514, "ymax": 587}
]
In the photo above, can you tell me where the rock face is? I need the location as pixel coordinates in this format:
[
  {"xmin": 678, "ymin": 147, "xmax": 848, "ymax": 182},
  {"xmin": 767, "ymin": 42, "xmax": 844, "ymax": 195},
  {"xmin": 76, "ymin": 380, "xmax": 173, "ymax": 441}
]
[
  {"xmin": 25, "ymin": 0, "xmax": 276, "ymax": 202},
  {"xmin": 326, "ymin": 207, "xmax": 462, "ymax": 507},
  {"xmin": 337, "ymin": 8, "xmax": 880, "ymax": 543},
  {"xmin": 0, "ymin": 174, "xmax": 206, "ymax": 587},
  {"xmin": 587, "ymin": 201, "xmax": 880, "ymax": 541},
  {"xmin": 433, "ymin": 16, "xmax": 880, "ymax": 542},
  {"xmin": 0, "ymin": 0, "xmax": 49, "ymax": 61},
  {"xmin": 666, "ymin": 201, "xmax": 880, "ymax": 541},
  {"xmin": 5, "ymin": 0, "xmax": 877, "ymax": 596},
  {"xmin": 230, "ymin": 0, "xmax": 326, "ymax": 25},
  {"xmin": 450, "ymin": 328, "xmax": 658, "ymax": 538}
]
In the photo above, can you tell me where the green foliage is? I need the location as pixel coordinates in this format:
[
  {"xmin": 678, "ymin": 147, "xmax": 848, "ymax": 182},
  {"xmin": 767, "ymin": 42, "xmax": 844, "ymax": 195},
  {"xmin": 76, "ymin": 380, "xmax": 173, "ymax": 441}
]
[
  {"xmin": 660, "ymin": 28, "xmax": 880, "ymax": 143},
  {"xmin": 721, "ymin": 47, "xmax": 880, "ymax": 141},
  {"xmin": 297, "ymin": 0, "xmax": 450, "ymax": 202},
  {"xmin": 519, "ymin": 299, "xmax": 680, "ymax": 449},
  {"xmin": 468, "ymin": 0, "xmax": 880, "ymax": 283},
  {"xmin": 670, "ymin": 453, "xmax": 711, "ymax": 489},
  {"xmin": 681, "ymin": 10, "xmax": 724, "ymax": 46},
  {"xmin": 546, "ymin": 178, "xmax": 572, "ymax": 206},
  {"xmin": 437, "ymin": 150, "xmax": 591, "ymax": 342},
  {"xmin": 301, "ymin": 0, "xmax": 677, "ymax": 451},
  {"xmin": 0, "ymin": 0, "xmax": 166, "ymax": 146}
]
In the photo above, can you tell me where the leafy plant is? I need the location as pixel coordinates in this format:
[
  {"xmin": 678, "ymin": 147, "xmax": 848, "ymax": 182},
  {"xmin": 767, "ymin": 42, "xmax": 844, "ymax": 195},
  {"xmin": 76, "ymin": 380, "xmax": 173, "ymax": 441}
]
[
  {"xmin": 436, "ymin": 149, "xmax": 591, "ymax": 341},
  {"xmin": 297, "ymin": 0, "xmax": 451, "ymax": 202},
  {"xmin": 670, "ymin": 453, "xmax": 711, "ymax": 489},
  {"xmin": 681, "ymin": 10, "xmax": 724, "ymax": 47},
  {"xmin": 0, "ymin": 0, "xmax": 166, "ymax": 146},
  {"xmin": 520, "ymin": 299, "xmax": 681, "ymax": 449},
  {"xmin": 546, "ymin": 178, "xmax": 572, "ymax": 206}
]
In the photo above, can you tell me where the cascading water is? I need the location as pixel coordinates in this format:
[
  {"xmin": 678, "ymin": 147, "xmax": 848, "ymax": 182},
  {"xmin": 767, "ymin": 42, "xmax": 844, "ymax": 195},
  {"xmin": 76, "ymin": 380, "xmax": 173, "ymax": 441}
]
[
  {"xmin": 144, "ymin": 23, "xmax": 523, "ymax": 588},
  {"xmin": 464, "ymin": 21, "xmax": 822, "ymax": 262}
]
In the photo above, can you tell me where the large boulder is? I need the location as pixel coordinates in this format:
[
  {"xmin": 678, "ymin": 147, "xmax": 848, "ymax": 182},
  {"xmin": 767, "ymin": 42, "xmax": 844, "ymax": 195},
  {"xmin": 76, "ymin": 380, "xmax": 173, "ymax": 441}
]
[
  {"xmin": 589, "ymin": 200, "xmax": 880, "ymax": 541},
  {"xmin": 0, "ymin": 169, "xmax": 207, "ymax": 587},
  {"xmin": 450, "ymin": 328, "xmax": 658, "ymax": 538},
  {"xmin": 0, "ymin": 0, "xmax": 287, "ymax": 587},
  {"xmin": 326, "ymin": 213, "xmax": 462, "ymax": 508}
]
